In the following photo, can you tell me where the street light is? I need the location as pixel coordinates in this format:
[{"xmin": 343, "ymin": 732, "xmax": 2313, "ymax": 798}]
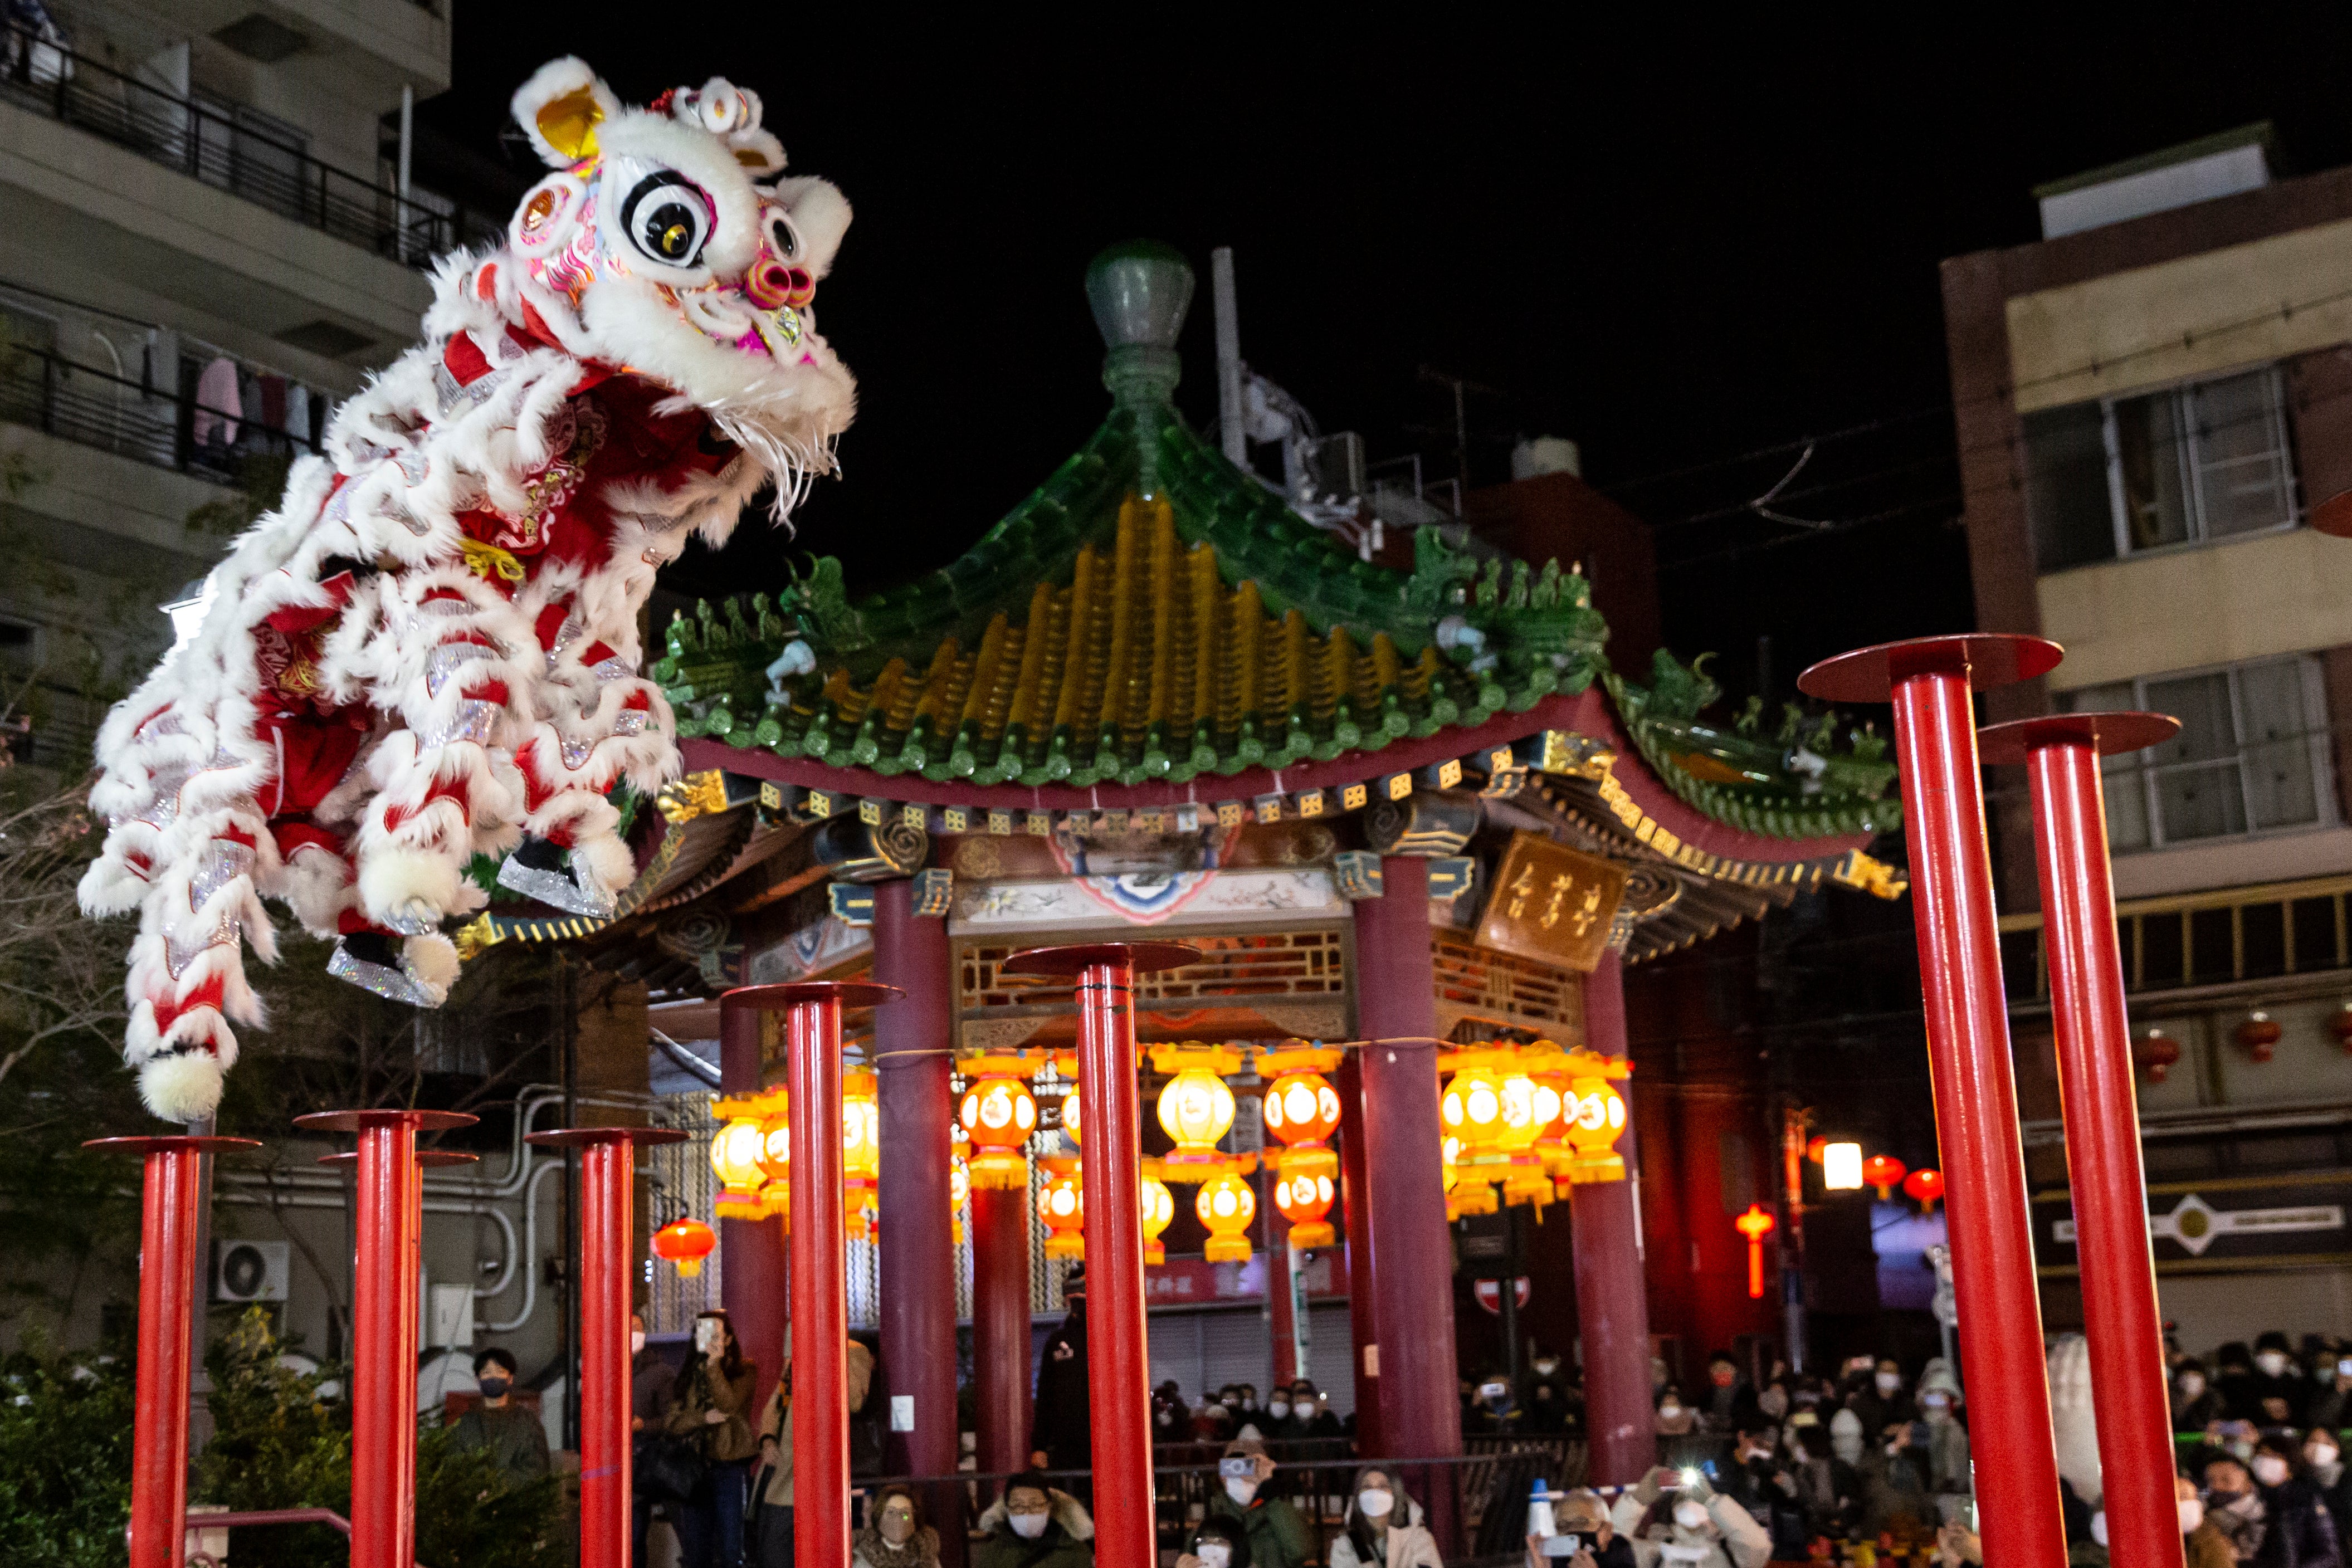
[{"xmin": 1822, "ymin": 1141, "xmax": 1864, "ymax": 1191}]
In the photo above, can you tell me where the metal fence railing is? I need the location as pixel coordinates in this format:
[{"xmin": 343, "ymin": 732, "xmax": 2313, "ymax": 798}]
[
  {"xmin": 1, "ymin": 22, "xmax": 500, "ymax": 265},
  {"xmin": 0, "ymin": 341, "xmax": 319, "ymax": 483}
]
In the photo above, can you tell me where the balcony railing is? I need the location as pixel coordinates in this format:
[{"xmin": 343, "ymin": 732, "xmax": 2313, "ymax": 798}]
[
  {"xmin": 0, "ymin": 341, "xmax": 319, "ymax": 483},
  {"xmin": 1999, "ymin": 872, "xmax": 2352, "ymax": 1002},
  {"xmin": 1, "ymin": 22, "xmax": 500, "ymax": 265}
]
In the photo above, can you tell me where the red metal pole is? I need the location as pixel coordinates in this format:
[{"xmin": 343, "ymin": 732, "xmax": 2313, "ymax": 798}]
[
  {"xmin": 1802, "ymin": 633, "xmax": 2068, "ymax": 1568},
  {"xmin": 87, "ymin": 1134, "xmax": 258, "ymax": 1568},
  {"xmin": 1983, "ymin": 711, "xmax": 2185, "ymax": 1568},
  {"xmin": 973, "ymin": 1183, "xmax": 1035, "ymax": 1476},
  {"xmin": 1004, "ymin": 942, "xmax": 1197, "ymax": 1568},
  {"xmin": 528, "ymin": 1127, "xmax": 689, "ymax": 1568},
  {"xmin": 293, "ymin": 1108, "xmax": 475, "ymax": 1568},
  {"xmin": 726, "ymin": 981, "xmax": 902, "ymax": 1568}
]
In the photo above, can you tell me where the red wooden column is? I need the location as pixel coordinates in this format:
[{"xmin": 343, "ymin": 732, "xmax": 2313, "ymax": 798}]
[
  {"xmin": 1567, "ymin": 950, "xmax": 1655, "ymax": 1487},
  {"xmin": 972, "ymin": 1183, "xmax": 1035, "ymax": 1475},
  {"xmin": 1983, "ymin": 711, "xmax": 2185, "ymax": 1568},
  {"xmin": 1004, "ymin": 942, "xmax": 1197, "ymax": 1568},
  {"xmin": 729, "ymin": 981, "xmax": 904, "ymax": 1568},
  {"xmin": 1349, "ymin": 856, "xmax": 1463, "ymax": 1542},
  {"xmin": 1802, "ymin": 633, "xmax": 2068, "ymax": 1568},
  {"xmin": 874, "ymin": 881, "xmax": 964, "ymax": 1566},
  {"xmin": 293, "ymin": 1108, "xmax": 476, "ymax": 1568},
  {"xmin": 1335, "ymin": 1056, "xmax": 1380, "ymax": 1453},
  {"xmin": 528, "ymin": 1127, "xmax": 687, "ymax": 1568},
  {"xmin": 87, "ymin": 1134, "xmax": 259, "ymax": 1568},
  {"xmin": 718, "ymin": 991, "xmax": 788, "ymax": 1395}
]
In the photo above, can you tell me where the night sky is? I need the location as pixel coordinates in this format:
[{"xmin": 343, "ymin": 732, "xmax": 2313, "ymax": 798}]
[{"xmin": 422, "ymin": 11, "xmax": 2352, "ymax": 698}]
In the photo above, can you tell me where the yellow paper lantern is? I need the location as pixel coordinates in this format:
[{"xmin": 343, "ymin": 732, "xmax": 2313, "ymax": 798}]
[
  {"xmin": 1195, "ymin": 1164, "xmax": 1257, "ymax": 1263},
  {"xmin": 843, "ymin": 1067, "xmax": 880, "ymax": 1240},
  {"xmin": 1037, "ymin": 1154, "xmax": 1085, "ymax": 1260},
  {"xmin": 712, "ymin": 1086, "xmax": 790, "ymax": 1222},
  {"xmin": 711, "ymin": 1116, "xmax": 767, "ymax": 1196},
  {"xmin": 950, "ymin": 1150, "xmax": 970, "ymax": 1247},
  {"xmin": 1559, "ymin": 1047, "xmax": 1632, "ymax": 1188},
  {"xmin": 1062, "ymin": 1082, "xmax": 1081, "ymax": 1147},
  {"xmin": 1150, "ymin": 1043, "xmax": 1245, "ymax": 1179},
  {"xmin": 1139, "ymin": 1158, "xmax": 1175, "ymax": 1265},
  {"xmin": 958, "ymin": 1054, "xmax": 1040, "ymax": 1189}
]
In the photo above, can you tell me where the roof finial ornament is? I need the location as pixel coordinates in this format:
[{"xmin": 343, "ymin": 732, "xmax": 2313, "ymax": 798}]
[{"xmin": 1087, "ymin": 240, "xmax": 1191, "ymax": 416}]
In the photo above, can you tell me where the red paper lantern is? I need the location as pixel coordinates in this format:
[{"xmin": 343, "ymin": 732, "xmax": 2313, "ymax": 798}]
[
  {"xmin": 2134, "ymin": 1028, "xmax": 2182, "ymax": 1083},
  {"xmin": 1733, "ymin": 1204, "xmax": 1777, "ymax": 1300},
  {"xmin": 1036, "ymin": 1154, "xmax": 1085, "ymax": 1261},
  {"xmin": 1863, "ymin": 1154, "xmax": 1907, "ymax": 1201},
  {"xmin": 2332, "ymin": 1004, "xmax": 2352, "ymax": 1055},
  {"xmin": 1901, "ymin": 1167, "xmax": 1944, "ymax": 1215},
  {"xmin": 652, "ymin": 1217, "xmax": 717, "ymax": 1278},
  {"xmin": 2238, "ymin": 1011, "xmax": 2281, "ymax": 1063}
]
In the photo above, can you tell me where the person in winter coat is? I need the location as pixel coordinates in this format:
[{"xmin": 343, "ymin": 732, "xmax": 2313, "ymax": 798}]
[
  {"xmin": 1700, "ymin": 1352, "xmax": 1763, "ymax": 1437},
  {"xmin": 664, "ymin": 1310, "xmax": 761, "ymax": 1568},
  {"xmin": 1327, "ymin": 1468, "xmax": 1445, "ymax": 1568},
  {"xmin": 973, "ymin": 1472, "xmax": 1095, "ymax": 1568},
  {"xmin": 1607, "ymin": 1468, "xmax": 1773, "ymax": 1568},
  {"xmin": 2250, "ymin": 1435, "xmax": 2344, "ymax": 1567},
  {"xmin": 2246, "ymin": 1334, "xmax": 2315, "ymax": 1430},
  {"xmin": 631, "ymin": 1313, "xmax": 674, "ymax": 1568},
  {"xmin": 853, "ymin": 1484, "xmax": 941, "ymax": 1568},
  {"xmin": 754, "ymin": 1331, "xmax": 876, "ymax": 1568},
  {"xmin": 1858, "ymin": 1422, "xmax": 1935, "ymax": 1540},
  {"xmin": 447, "ymin": 1347, "xmax": 552, "ymax": 1482},
  {"xmin": 2178, "ymin": 1361, "xmax": 2231, "ymax": 1431},
  {"xmin": 1178, "ymin": 1512, "xmax": 1256, "ymax": 1568},
  {"xmin": 2182, "ymin": 1473, "xmax": 2240, "ymax": 1568},
  {"xmin": 1029, "ymin": 1269, "xmax": 1091, "ymax": 1478},
  {"xmin": 1843, "ymin": 1359, "xmax": 1917, "ymax": 1439},
  {"xmin": 1187, "ymin": 1439, "xmax": 1311, "ymax": 1568},
  {"xmin": 1786, "ymin": 1421, "xmax": 1860, "ymax": 1542},
  {"xmin": 1716, "ymin": 1423, "xmax": 1808, "ymax": 1561},
  {"xmin": 1915, "ymin": 1362, "xmax": 1972, "ymax": 1503},
  {"xmin": 2306, "ymin": 1355, "xmax": 2352, "ymax": 1435}
]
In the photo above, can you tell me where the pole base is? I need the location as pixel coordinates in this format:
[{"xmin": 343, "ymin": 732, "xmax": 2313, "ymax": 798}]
[{"xmin": 1798, "ymin": 633, "xmax": 2063, "ymax": 704}]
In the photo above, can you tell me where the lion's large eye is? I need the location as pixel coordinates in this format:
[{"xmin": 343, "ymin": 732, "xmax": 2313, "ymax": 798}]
[
  {"xmin": 621, "ymin": 170, "xmax": 713, "ymax": 268},
  {"xmin": 764, "ymin": 208, "xmax": 800, "ymax": 260}
]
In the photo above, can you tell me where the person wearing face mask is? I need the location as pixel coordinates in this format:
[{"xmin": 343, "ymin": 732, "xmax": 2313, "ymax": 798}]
[
  {"xmin": 1699, "ymin": 1352, "xmax": 1761, "ymax": 1438},
  {"xmin": 2308, "ymin": 1352, "xmax": 2352, "ymax": 1435},
  {"xmin": 668, "ymin": 1309, "xmax": 760, "ymax": 1568},
  {"xmin": 1290, "ymin": 1383, "xmax": 1345, "ymax": 1443},
  {"xmin": 1828, "ymin": 1407, "xmax": 1865, "ymax": 1468},
  {"xmin": 1154, "ymin": 1381, "xmax": 1193, "ymax": 1445},
  {"xmin": 448, "ymin": 1346, "xmax": 553, "ymax": 1482},
  {"xmin": 2307, "ymin": 1427, "xmax": 2352, "ymax": 1547},
  {"xmin": 1784, "ymin": 1424, "xmax": 1860, "ymax": 1543},
  {"xmin": 1185, "ymin": 1440, "xmax": 1309, "ymax": 1568},
  {"xmin": 1913, "ymin": 1363, "xmax": 1972, "ymax": 1505},
  {"xmin": 1844, "ymin": 1358, "xmax": 1915, "ymax": 1439},
  {"xmin": 1195, "ymin": 1385, "xmax": 1238, "ymax": 1443},
  {"xmin": 1527, "ymin": 1488, "xmax": 1637, "ymax": 1568},
  {"xmin": 2179, "ymin": 1360, "xmax": 2231, "ymax": 1430},
  {"xmin": 1329, "ymin": 1468, "xmax": 1444, "ymax": 1568},
  {"xmin": 1608, "ymin": 1468, "xmax": 1772, "ymax": 1568},
  {"xmin": 974, "ymin": 1472, "xmax": 1095, "ymax": 1568},
  {"xmin": 2250, "ymin": 1435, "xmax": 2342, "ymax": 1566},
  {"xmin": 1654, "ymin": 1385, "xmax": 1696, "ymax": 1437},
  {"xmin": 2204, "ymin": 1455, "xmax": 2278, "ymax": 1564},
  {"xmin": 2232, "ymin": 1335, "xmax": 2305, "ymax": 1426},
  {"xmin": 1178, "ymin": 1513, "xmax": 1255, "ymax": 1568},
  {"xmin": 853, "ymin": 1485, "xmax": 940, "ymax": 1568},
  {"xmin": 1716, "ymin": 1423, "xmax": 1807, "ymax": 1561},
  {"xmin": 2175, "ymin": 1472, "xmax": 2234, "ymax": 1568},
  {"xmin": 630, "ymin": 1312, "xmax": 675, "ymax": 1567}
]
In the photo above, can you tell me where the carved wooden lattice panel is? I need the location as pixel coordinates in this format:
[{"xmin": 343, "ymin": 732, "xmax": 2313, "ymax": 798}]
[
  {"xmin": 960, "ymin": 930, "xmax": 1348, "ymax": 1010},
  {"xmin": 1431, "ymin": 928, "xmax": 1585, "ymax": 1046}
]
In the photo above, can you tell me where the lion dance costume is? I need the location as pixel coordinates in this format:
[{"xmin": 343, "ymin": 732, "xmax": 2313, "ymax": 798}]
[{"xmin": 80, "ymin": 60, "xmax": 855, "ymax": 1121}]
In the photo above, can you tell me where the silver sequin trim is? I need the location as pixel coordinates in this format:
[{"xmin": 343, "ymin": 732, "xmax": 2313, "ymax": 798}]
[
  {"xmin": 549, "ymin": 612, "xmax": 586, "ymax": 660},
  {"xmin": 591, "ymin": 656, "xmax": 631, "ymax": 684},
  {"xmin": 425, "ymin": 642, "xmax": 497, "ymax": 698},
  {"xmin": 560, "ymin": 736, "xmax": 594, "ymax": 769},
  {"xmin": 130, "ymin": 765, "xmax": 193, "ymax": 829},
  {"xmin": 326, "ymin": 941, "xmax": 442, "ymax": 1007},
  {"xmin": 416, "ymin": 700, "xmax": 498, "ymax": 749},
  {"xmin": 164, "ymin": 911, "xmax": 238, "ymax": 980},
  {"xmin": 612, "ymin": 710, "xmax": 647, "ymax": 736},
  {"xmin": 187, "ymin": 839, "xmax": 254, "ymax": 914}
]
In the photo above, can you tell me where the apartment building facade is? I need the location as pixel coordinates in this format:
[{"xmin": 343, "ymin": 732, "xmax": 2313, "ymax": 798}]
[
  {"xmin": 1944, "ymin": 126, "xmax": 2352, "ymax": 1349},
  {"xmin": 0, "ymin": 0, "xmax": 476, "ymax": 768}
]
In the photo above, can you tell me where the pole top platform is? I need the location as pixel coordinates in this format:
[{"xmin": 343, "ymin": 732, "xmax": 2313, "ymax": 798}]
[
  {"xmin": 722, "ymin": 980, "xmax": 904, "ymax": 1012},
  {"xmin": 526, "ymin": 1126, "xmax": 692, "ymax": 1151},
  {"xmin": 82, "ymin": 1135, "xmax": 261, "ymax": 1156},
  {"xmin": 1978, "ymin": 711, "xmax": 2179, "ymax": 764},
  {"xmin": 316, "ymin": 1149, "xmax": 479, "ymax": 1169},
  {"xmin": 1002, "ymin": 941, "xmax": 1201, "ymax": 977},
  {"xmin": 292, "ymin": 1108, "xmax": 479, "ymax": 1134},
  {"xmin": 1798, "ymin": 634, "xmax": 2064, "ymax": 704}
]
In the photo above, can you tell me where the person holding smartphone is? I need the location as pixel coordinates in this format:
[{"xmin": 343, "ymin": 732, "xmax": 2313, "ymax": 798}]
[
  {"xmin": 1184, "ymin": 1439, "xmax": 1310, "ymax": 1568},
  {"xmin": 665, "ymin": 1309, "xmax": 760, "ymax": 1568},
  {"xmin": 1607, "ymin": 1468, "xmax": 1772, "ymax": 1568}
]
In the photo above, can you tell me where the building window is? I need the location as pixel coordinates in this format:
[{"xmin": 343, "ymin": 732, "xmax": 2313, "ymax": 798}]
[
  {"xmin": 2022, "ymin": 365, "xmax": 2299, "ymax": 571},
  {"xmin": 2062, "ymin": 653, "xmax": 2334, "ymax": 851}
]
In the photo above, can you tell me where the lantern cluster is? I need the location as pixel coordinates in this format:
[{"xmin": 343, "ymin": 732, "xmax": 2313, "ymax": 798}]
[
  {"xmin": 1151, "ymin": 1043, "xmax": 1245, "ymax": 1176},
  {"xmin": 843, "ymin": 1067, "xmax": 880, "ymax": 1239},
  {"xmin": 1438, "ymin": 1046, "xmax": 1535, "ymax": 1216},
  {"xmin": 1258, "ymin": 1042, "xmax": 1343, "ymax": 1250},
  {"xmin": 711, "ymin": 1087, "xmax": 790, "ymax": 1222}
]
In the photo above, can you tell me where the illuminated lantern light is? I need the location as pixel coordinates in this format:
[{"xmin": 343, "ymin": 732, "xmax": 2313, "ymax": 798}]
[
  {"xmin": 1195, "ymin": 1162, "xmax": 1257, "ymax": 1263},
  {"xmin": 1821, "ymin": 1141, "xmax": 1864, "ymax": 1192},
  {"xmin": 1139, "ymin": 1157, "xmax": 1175, "ymax": 1265},
  {"xmin": 712, "ymin": 1086, "xmax": 789, "ymax": 1220},
  {"xmin": 957, "ymin": 1053, "xmax": 1040, "ymax": 1190},
  {"xmin": 1258, "ymin": 1042, "xmax": 1344, "ymax": 1152},
  {"xmin": 1902, "ymin": 1166, "xmax": 1945, "ymax": 1215},
  {"xmin": 758, "ymin": 1108, "xmax": 792, "ymax": 1229},
  {"xmin": 1273, "ymin": 1161, "xmax": 1338, "ymax": 1249},
  {"xmin": 1440, "ymin": 1045, "xmax": 1540, "ymax": 1209},
  {"xmin": 843, "ymin": 1066, "xmax": 880, "ymax": 1240},
  {"xmin": 1734, "ymin": 1204, "xmax": 1777, "ymax": 1300},
  {"xmin": 1517, "ymin": 1044, "xmax": 1573, "ymax": 1181},
  {"xmin": 652, "ymin": 1217, "xmax": 717, "ymax": 1278},
  {"xmin": 1558, "ymin": 1047, "xmax": 1633, "ymax": 1189},
  {"xmin": 950, "ymin": 1150, "xmax": 971, "ymax": 1247},
  {"xmin": 1062, "ymin": 1081, "xmax": 1081, "ymax": 1147},
  {"xmin": 1037, "ymin": 1154, "xmax": 1085, "ymax": 1260},
  {"xmin": 1863, "ymin": 1153, "xmax": 1907, "ymax": 1201},
  {"xmin": 1150, "ymin": 1043, "xmax": 1246, "ymax": 1180}
]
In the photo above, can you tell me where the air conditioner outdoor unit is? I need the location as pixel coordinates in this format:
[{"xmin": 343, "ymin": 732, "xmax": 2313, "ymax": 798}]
[{"xmin": 213, "ymin": 1239, "xmax": 290, "ymax": 1303}]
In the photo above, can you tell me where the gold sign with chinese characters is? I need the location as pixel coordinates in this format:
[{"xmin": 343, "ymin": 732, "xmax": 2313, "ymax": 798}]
[{"xmin": 1473, "ymin": 832, "xmax": 1628, "ymax": 973}]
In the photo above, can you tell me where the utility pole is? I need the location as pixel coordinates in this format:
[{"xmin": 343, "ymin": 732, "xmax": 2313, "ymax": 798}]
[{"xmin": 1211, "ymin": 247, "xmax": 1247, "ymax": 466}]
